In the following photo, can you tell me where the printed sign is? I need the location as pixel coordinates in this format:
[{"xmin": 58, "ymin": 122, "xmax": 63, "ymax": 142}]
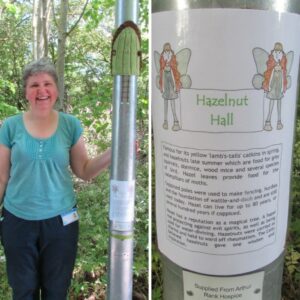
[
  {"xmin": 183, "ymin": 271, "xmax": 264, "ymax": 300},
  {"xmin": 162, "ymin": 143, "xmax": 281, "ymax": 255},
  {"xmin": 152, "ymin": 8, "xmax": 300, "ymax": 275},
  {"xmin": 179, "ymin": 89, "xmax": 263, "ymax": 132},
  {"xmin": 109, "ymin": 180, "xmax": 135, "ymax": 230}
]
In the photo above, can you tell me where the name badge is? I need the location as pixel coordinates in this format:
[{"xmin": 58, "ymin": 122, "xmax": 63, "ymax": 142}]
[{"xmin": 61, "ymin": 208, "xmax": 79, "ymax": 226}]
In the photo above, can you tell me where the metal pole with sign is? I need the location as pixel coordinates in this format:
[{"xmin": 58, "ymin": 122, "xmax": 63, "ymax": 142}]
[
  {"xmin": 152, "ymin": 1, "xmax": 300, "ymax": 299},
  {"xmin": 107, "ymin": 0, "xmax": 140, "ymax": 299}
]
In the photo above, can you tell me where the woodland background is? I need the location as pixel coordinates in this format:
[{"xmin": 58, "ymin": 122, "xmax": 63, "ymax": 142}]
[{"xmin": 0, "ymin": 0, "xmax": 148, "ymax": 299}]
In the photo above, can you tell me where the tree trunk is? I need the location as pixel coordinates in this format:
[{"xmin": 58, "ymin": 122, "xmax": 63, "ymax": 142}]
[
  {"xmin": 56, "ymin": 0, "xmax": 68, "ymax": 111},
  {"xmin": 32, "ymin": 0, "xmax": 52, "ymax": 60},
  {"xmin": 42, "ymin": 0, "xmax": 52, "ymax": 58},
  {"xmin": 32, "ymin": 0, "xmax": 39, "ymax": 59}
]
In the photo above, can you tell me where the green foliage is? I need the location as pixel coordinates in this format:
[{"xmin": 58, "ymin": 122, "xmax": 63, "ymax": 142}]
[
  {"xmin": 134, "ymin": 164, "xmax": 149, "ymax": 279},
  {"xmin": 286, "ymin": 196, "xmax": 300, "ymax": 294},
  {"xmin": 0, "ymin": 256, "xmax": 11, "ymax": 298},
  {"xmin": 0, "ymin": 1, "xmax": 31, "ymax": 110},
  {"xmin": 285, "ymin": 246, "xmax": 300, "ymax": 276},
  {"xmin": 83, "ymin": 0, "xmax": 114, "ymax": 31},
  {"xmin": 69, "ymin": 175, "xmax": 110, "ymax": 299},
  {"xmin": 0, "ymin": 102, "xmax": 19, "ymax": 120},
  {"xmin": 282, "ymin": 118, "xmax": 300, "ymax": 299},
  {"xmin": 152, "ymin": 246, "xmax": 163, "ymax": 300},
  {"xmin": 68, "ymin": 163, "xmax": 148, "ymax": 299}
]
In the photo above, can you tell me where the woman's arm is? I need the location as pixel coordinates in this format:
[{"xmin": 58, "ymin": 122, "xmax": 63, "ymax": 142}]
[
  {"xmin": 0, "ymin": 145, "xmax": 11, "ymax": 202},
  {"xmin": 70, "ymin": 136, "xmax": 111, "ymax": 181}
]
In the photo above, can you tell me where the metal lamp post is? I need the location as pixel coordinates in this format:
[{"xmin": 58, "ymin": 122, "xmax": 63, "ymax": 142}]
[{"xmin": 107, "ymin": 0, "xmax": 140, "ymax": 299}]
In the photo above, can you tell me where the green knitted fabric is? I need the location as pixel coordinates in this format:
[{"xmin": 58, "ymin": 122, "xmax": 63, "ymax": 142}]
[{"xmin": 112, "ymin": 21, "xmax": 141, "ymax": 76}]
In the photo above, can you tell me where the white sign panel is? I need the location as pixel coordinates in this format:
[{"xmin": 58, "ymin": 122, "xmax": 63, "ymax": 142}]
[
  {"xmin": 109, "ymin": 180, "xmax": 135, "ymax": 227},
  {"xmin": 152, "ymin": 9, "xmax": 300, "ymax": 275}
]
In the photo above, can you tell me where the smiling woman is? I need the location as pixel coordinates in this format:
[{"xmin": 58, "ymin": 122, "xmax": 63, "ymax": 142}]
[
  {"xmin": 23, "ymin": 73, "xmax": 59, "ymax": 138},
  {"xmin": 0, "ymin": 58, "xmax": 111, "ymax": 300},
  {"xmin": 22, "ymin": 59, "xmax": 60, "ymax": 138},
  {"xmin": 26, "ymin": 73, "xmax": 58, "ymax": 113}
]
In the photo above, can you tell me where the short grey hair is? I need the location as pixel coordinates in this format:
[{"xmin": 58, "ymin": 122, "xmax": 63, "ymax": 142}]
[{"xmin": 22, "ymin": 57, "xmax": 58, "ymax": 90}]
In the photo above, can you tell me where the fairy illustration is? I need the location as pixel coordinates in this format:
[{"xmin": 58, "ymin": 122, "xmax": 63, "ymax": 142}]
[
  {"xmin": 252, "ymin": 42, "xmax": 294, "ymax": 131},
  {"xmin": 154, "ymin": 43, "xmax": 192, "ymax": 131}
]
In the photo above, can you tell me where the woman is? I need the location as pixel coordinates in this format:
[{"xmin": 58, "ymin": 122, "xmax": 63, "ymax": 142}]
[{"xmin": 0, "ymin": 58, "xmax": 111, "ymax": 300}]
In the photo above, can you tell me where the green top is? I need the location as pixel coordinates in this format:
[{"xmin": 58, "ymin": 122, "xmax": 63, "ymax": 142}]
[{"xmin": 0, "ymin": 112, "xmax": 83, "ymax": 220}]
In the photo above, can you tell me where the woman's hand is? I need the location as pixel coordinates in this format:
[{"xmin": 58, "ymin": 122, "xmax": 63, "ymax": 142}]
[{"xmin": 70, "ymin": 136, "xmax": 111, "ymax": 181}]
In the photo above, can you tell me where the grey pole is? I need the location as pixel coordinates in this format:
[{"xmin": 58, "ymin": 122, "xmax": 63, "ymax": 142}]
[
  {"xmin": 107, "ymin": 1, "xmax": 139, "ymax": 299},
  {"xmin": 152, "ymin": 1, "xmax": 300, "ymax": 300}
]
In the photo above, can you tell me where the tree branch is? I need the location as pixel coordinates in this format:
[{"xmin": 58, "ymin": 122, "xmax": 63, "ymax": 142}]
[
  {"xmin": 72, "ymin": 44, "xmax": 102, "ymax": 81},
  {"xmin": 67, "ymin": 0, "xmax": 89, "ymax": 37},
  {"xmin": 51, "ymin": 0, "xmax": 58, "ymax": 28},
  {"xmin": 15, "ymin": 15, "xmax": 31, "ymax": 28}
]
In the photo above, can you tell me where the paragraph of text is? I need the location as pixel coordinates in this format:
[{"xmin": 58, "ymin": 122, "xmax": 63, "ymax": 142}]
[{"xmin": 162, "ymin": 143, "xmax": 282, "ymax": 255}]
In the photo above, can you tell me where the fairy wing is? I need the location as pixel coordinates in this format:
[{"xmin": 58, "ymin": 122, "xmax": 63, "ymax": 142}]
[
  {"xmin": 176, "ymin": 48, "xmax": 191, "ymax": 75},
  {"xmin": 286, "ymin": 51, "xmax": 294, "ymax": 89},
  {"xmin": 154, "ymin": 51, "xmax": 160, "ymax": 73},
  {"xmin": 286, "ymin": 51, "xmax": 294, "ymax": 75},
  {"xmin": 253, "ymin": 47, "xmax": 269, "ymax": 75},
  {"xmin": 176, "ymin": 48, "xmax": 192, "ymax": 88},
  {"xmin": 153, "ymin": 51, "xmax": 161, "ymax": 89},
  {"xmin": 252, "ymin": 47, "xmax": 269, "ymax": 89}
]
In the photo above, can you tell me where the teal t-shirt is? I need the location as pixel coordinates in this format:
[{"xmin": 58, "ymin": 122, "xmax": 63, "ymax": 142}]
[{"xmin": 0, "ymin": 112, "xmax": 83, "ymax": 220}]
